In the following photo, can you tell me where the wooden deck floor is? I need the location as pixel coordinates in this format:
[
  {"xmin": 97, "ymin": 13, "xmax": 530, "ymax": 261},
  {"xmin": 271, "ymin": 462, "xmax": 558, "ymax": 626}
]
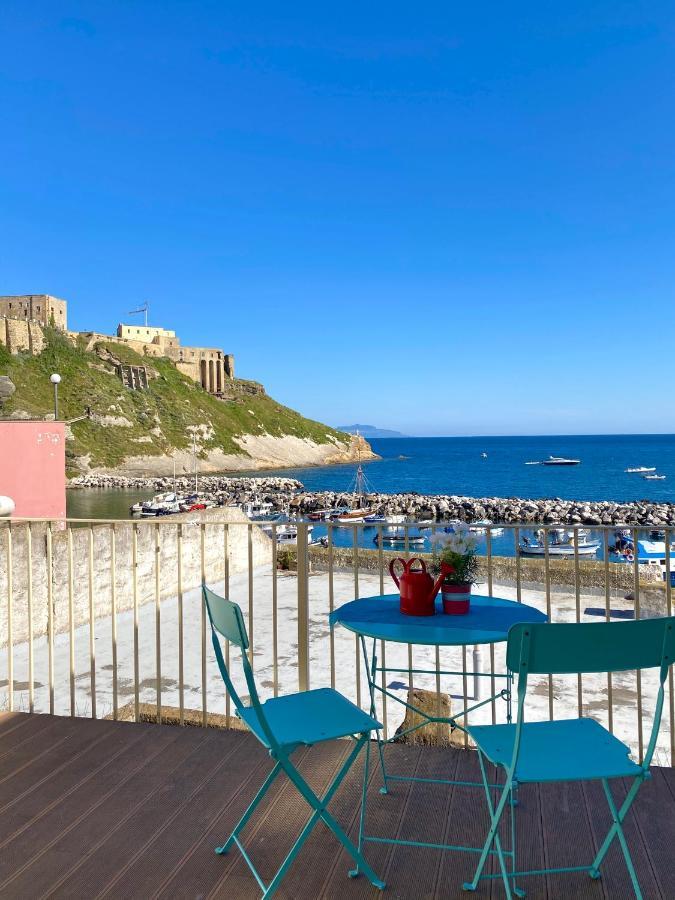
[{"xmin": 0, "ymin": 712, "xmax": 673, "ymax": 899}]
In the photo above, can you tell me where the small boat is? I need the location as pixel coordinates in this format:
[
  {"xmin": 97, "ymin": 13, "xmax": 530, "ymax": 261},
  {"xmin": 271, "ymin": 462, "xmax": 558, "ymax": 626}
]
[
  {"xmin": 524, "ymin": 461, "xmax": 541, "ymax": 466},
  {"xmin": 469, "ymin": 519, "xmax": 504, "ymax": 535},
  {"xmin": 625, "ymin": 466, "xmax": 656, "ymax": 474},
  {"xmin": 261, "ymin": 523, "xmax": 313, "ymax": 544},
  {"xmin": 364, "ymin": 514, "xmax": 386, "ymax": 524},
  {"xmin": 643, "ymin": 474, "xmax": 666, "ymax": 480},
  {"xmin": 373, "ymin": 530, "xmax": 426, "ymax": 547},
  {"xmin": 385, "ymin": 514, "xmax": 406, "ymax": 525},
  {"xmin": 542, "ymin": 456, "xmax": 581, "ymax": 466},
  {"xmin": 519, "ymin": 529, "xmax": 600, "ymax": 557},
  {"xmin": 481, "ymin": 452, "xmax": 488, "ymax": 459},
  {"xmin": 336, "ymin": 510, "xmax": 372, "ymax": 524}
]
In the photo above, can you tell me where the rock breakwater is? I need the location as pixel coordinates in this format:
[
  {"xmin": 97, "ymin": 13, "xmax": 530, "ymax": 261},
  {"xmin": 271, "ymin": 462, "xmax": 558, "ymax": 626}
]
[{"xmin": 70, "ymin": 475, "xmax": 675, "ymax": 526}]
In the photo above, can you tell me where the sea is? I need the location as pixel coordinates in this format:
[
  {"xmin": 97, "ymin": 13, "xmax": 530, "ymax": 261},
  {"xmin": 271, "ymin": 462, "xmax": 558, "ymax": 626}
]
[{"xmin": 66, "ymin": 434, "xmax": 675, "ymax": 560}]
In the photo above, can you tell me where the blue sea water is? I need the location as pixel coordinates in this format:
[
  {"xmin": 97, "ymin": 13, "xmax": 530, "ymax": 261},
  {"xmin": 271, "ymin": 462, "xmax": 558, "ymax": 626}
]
[{"xmin": 260, "ymin": 435, "xmax": 675, "ymax": 504}]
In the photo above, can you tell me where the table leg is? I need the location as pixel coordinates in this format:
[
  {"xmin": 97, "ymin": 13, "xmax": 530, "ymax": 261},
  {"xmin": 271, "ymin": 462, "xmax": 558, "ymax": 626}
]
[{"xmin": 360, "ymin": 635, "xmax": 389, "ymax": 794}]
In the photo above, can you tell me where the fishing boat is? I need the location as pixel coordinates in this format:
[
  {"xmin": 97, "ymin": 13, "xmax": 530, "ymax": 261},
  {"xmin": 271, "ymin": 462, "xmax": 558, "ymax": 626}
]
[
  {"xmin": 542, "ymin": 456, "xmax": 581, "ymax": 466},
  {"xmin": 643, "ymin": 474, "xmax": 666, "ymax": 480},
  {"xmin": 625, "ymin": 466, "xmax": 656, "ymax": 474},
  {"xmin": 334, "ymin": 435, "xmax": 374, "ymax": 523},
  {"xmin": 373, "ymin": 530, "xmax": 426, "ymax": 547},
  {"xmin": 519, "ymin": 529, "xmax": 600, "ymax": 557}
]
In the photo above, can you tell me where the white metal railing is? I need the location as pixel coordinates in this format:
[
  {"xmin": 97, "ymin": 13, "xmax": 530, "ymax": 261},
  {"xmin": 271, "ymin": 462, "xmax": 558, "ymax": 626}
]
[{"xmin": 0, "ymin": 517, "xmax": 673, "ymax": 767}]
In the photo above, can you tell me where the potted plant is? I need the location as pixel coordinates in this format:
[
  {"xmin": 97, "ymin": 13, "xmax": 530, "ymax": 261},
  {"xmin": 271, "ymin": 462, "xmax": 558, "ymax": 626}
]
[{"xmin": 430, "ymin": 524, "xmax": 480, "ymax": 614}]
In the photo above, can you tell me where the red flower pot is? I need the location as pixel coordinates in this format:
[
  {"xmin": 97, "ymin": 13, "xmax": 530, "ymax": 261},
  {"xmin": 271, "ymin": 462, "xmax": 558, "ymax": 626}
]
[{"xmin": 441, "ymin": 582, "xmax": 471, "ymax": 615}]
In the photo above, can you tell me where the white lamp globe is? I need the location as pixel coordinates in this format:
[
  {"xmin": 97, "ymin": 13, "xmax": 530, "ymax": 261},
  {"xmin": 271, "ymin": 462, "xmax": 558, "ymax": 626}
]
[{"xmin": 50, "ymin": 373, "xmax": 61, "ymax": 384}]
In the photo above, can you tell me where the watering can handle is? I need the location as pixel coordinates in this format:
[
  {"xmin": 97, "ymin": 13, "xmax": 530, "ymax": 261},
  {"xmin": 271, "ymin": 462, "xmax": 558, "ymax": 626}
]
[{"xmin": 388, "ymin": 557, "xmax": 407, "ymax": 588}]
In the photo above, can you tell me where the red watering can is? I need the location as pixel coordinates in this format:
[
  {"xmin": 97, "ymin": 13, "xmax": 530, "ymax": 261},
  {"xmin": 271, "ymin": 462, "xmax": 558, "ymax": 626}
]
[{"xmin": 389, "ymin": 557, "xmax": 453, "ymax": 616}]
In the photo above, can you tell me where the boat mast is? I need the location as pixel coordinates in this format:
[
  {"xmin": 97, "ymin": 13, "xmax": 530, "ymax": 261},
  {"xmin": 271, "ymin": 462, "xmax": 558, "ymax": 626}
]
[{"xmin": 354, "ymin": 430, "xmax": 366, "ymax": 508}]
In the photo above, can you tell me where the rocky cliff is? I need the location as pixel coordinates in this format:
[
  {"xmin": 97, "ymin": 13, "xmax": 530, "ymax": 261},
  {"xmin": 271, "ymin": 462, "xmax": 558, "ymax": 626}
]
[{"xmin": 0, "ymin": 329, "xmax": 376, "ymax": 476}]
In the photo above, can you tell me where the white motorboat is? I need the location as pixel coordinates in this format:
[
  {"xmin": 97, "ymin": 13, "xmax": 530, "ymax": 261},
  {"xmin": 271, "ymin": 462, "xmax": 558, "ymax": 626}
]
[
  {"xmin": 519, "ymin": 529, "xmax": 600, "ymax": 557},
  {"xmin": 385, "ymin": 514, "xmax": 406, "ymax": 525},
  {"xmin": 542, "ymin": 456, "xmax": 581, "ymax": 466},
  {"xmin": 625, "ymin": 466, "xmax": 656, "ymax": 474},
  {"xmin": 469, "ymin": 519, "xmax": 504, "ymax": 535},
  {"xmin": 643, "ymin": 474, "xmax": 666, "ymax": 480},
  {"xmin": 261, "ymin": 523, "xmax": 313, "ymax": 544}
]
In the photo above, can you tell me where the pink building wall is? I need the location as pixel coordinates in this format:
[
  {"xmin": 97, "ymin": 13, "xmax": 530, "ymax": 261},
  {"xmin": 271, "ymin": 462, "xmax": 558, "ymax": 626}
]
[{"xmin": 0, "ymin": 422, "xmax": 66, "ymax": 518}]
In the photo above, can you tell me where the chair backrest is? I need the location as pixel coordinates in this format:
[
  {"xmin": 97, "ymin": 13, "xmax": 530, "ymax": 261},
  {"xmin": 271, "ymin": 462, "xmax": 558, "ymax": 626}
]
[
  {"xmin": 506, "ymin": 617, "xmax": 675, "ymax": 773},
  {"xmin": 203, "ymin": 583, "xmax": 249, "ymax": 650},
  {"xmin": 203, "ymin": 584, "xmax": 278, "ymax": 750},
  {"xmin": 507, "ymin": 618, "xmax": 675, "ymax": 675}
]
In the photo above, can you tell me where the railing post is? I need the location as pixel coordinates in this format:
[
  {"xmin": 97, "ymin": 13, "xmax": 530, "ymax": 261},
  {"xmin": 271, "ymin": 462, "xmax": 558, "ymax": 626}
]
[{"xmin": 296, "ymin": 522, "xmax": 310, "ymax": 692}]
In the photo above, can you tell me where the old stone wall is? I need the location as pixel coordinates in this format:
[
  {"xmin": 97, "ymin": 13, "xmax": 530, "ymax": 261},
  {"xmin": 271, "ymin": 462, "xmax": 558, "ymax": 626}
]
[
  {"xmin": 4, "ymin": 318, "xmax": 31, "ymax": 353},
  {"xmin": 0, "ymin": 295, "xmax": 67, "ymax": 330},
  {"xmin": 0, "ymin": 508, "xmax": 272, "ymax": 648}
]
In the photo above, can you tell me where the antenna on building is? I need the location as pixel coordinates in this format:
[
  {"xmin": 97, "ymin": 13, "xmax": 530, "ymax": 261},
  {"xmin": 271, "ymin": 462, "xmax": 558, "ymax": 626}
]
[{"xmin": 128, "ymin": 301, "xmax": 149, "ymax": 326}]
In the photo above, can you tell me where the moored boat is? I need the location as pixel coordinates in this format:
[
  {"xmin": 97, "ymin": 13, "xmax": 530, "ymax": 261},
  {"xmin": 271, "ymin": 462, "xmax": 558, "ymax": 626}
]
[{"xmin": 519, "ymin": 528, "xmax": 599, "ymax": 557}]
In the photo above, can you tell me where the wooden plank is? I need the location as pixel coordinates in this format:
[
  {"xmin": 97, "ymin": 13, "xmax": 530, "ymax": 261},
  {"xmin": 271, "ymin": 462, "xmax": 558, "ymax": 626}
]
[
  {"xmin": 44, "ymin": 729, "xmax": 233, "ymax": 900},
  {"xmin": 0, "ymin": 712, "xmax": 65, "ymax": 759},
  {"xmin": 624, "ymin": 768, "xmax": 675, "ymax": 899},
  {"xmin": 539, "ymin": 780, "xmax": 603, "ymax": 900},
  {"xmin": 0, "ymin": 722, "xmax": 185, "ymax": 894},
  {"xmin": 89, "ymin": 730, "xmax": 269, "ymax": 900},
  {"xmin": 384, "ymin": 744, "xmax": 459, "ymax": 897},
  {"xmin": 0, "ymin": 718, "xmax": 101, "ymax": 804},
  {"xmin": 0, "ymin": 714, "xmax": 673, "ymax": 900},
  {"xmin": 433, "ymin": 748, "xmax": 494, "ymax": 898},
  {"xmin": 319, "ymin": 742, "xmax": 423, "ymax": 899},
  {"xmin": 491, "ymin": 776, "xmax": 547, "ymax": 900}
]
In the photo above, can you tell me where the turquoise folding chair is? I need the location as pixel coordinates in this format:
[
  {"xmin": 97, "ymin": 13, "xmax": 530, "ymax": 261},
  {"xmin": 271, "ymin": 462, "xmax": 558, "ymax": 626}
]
[
  {"xmin": 463, "ymin": 617, "xmax": 675, "ymax": 899},
  {"xmin": 203, "ymin": 584, "xmax": 385, "ymax": 899}
]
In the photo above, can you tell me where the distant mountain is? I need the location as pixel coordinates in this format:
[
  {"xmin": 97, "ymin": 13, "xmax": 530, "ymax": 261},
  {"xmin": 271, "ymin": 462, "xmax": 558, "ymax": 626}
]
[{"xmin": 336, "ymin": 424, "xmax": 408, "ymax": 439}]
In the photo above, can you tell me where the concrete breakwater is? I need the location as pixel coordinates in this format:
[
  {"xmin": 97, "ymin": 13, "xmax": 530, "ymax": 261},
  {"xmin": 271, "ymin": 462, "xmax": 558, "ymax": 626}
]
[{"xmin": 70, "ymin": 474, "xmax": 675, "ymax": 527}]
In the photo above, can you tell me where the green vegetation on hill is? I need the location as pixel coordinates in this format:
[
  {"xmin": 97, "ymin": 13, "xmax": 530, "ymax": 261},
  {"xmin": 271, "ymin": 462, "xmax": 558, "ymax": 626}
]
[{"xmin": 0, "ymin": 329, "xmax": 347, "ymax": 475}]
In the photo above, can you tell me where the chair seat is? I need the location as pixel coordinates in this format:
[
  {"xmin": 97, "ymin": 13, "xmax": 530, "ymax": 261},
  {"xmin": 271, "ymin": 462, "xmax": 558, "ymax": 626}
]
[
  {"xmin": 238, "ymin": 687, "xmax": 382, "ymax": 749},
  {"xmin": 468, "ymin": 717, "xmax": 642, "ymax": 783}
]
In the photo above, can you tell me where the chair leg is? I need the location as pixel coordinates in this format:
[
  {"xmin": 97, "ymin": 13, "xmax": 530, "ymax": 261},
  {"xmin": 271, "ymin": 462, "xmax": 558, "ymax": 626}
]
[
  {"xmin": 348, "ymin": 733, "xmax": 371, "ymax": 878},
  {"xmin": 463, "ymin": 753, "xmax": 514, "ymax": 899},
  {"xmin": 277, "ymin": 736, "xmax": 385, "ymax": 894},
  {"xmin": 589, "ymin": 778, "xmax": 643, "ymax": 899},
  {"xmin": 215, "ymin": 761, "xmax": 282, "ymax": 854}
]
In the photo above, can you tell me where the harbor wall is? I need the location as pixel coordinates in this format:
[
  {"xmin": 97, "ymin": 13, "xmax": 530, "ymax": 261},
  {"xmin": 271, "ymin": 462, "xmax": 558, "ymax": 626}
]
[{"xmin": 0, "ymin": 509, "xmax": 272, "ymax": 648}]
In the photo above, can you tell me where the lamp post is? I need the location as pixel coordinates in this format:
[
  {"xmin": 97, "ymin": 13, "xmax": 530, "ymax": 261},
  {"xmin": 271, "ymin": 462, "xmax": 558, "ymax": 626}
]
[{"xmin": 50, "ymin": 373, "xmax": 61, "ymax": 421}]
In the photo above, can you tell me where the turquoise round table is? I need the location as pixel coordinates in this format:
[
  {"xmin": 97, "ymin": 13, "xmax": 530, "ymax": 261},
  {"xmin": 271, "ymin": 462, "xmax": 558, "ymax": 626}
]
[
  {"xmin": 329, "ymin": 592, "xmax": 547, "ymax": 870},
  {"xmin": 330, "ymin": 592, "xmax": 547, "ymax": 646}
]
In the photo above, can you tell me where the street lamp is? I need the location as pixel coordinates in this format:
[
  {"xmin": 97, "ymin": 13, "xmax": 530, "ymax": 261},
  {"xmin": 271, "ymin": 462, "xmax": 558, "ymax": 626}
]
[{"xmin": 50, "ymin": 373, "xmax": 61, "ymax": 421}]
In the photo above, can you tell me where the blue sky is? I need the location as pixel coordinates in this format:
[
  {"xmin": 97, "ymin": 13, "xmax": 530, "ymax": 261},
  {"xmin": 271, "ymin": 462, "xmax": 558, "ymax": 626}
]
[{"xmin": 1, "ymin": 3, "xmax": 674, "ymax": 435}]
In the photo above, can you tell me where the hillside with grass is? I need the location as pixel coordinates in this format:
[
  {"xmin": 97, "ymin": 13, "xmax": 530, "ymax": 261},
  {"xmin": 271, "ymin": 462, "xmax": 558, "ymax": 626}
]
[{"xmin": 0, "ymin": 329, "xmax": 371, "ymax": 477}]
